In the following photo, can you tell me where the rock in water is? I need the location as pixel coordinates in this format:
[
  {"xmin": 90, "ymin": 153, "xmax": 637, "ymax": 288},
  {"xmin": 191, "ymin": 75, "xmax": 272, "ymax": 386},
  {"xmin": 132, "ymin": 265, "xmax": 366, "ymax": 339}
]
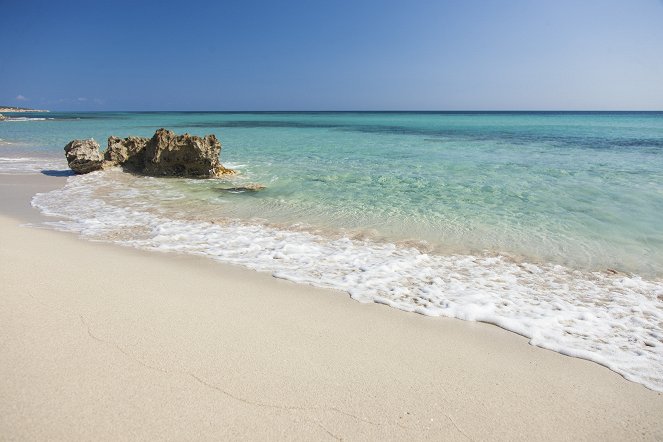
[
  {"xmin": 105, "ymin": 135, "xmax": 149, "ymax": 172},
  {"xmin": 64, "ymin": 139, "xmax": 104, "ymax": 174},
  {"xmin": 65, "ymin": 128, "xmax": 235, "ymax": 178},
  {"xmin": 213, "ymin": 165, "xmax": 238, "ymax": 176},
  {"xmin": 219, "ymin": 183, "xmax": 266, "ymax": 192},
  {"xmin": 142, "ymin": 129, "xmax": 222, "ymax": 177},
  {"xmin": 0, "ymin": 113, "xmax": 6, "ymax": 121}
]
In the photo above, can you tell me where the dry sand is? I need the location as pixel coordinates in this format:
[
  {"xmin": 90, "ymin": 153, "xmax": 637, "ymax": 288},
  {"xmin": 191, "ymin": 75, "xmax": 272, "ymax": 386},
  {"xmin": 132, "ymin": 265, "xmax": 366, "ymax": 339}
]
[{"xmin": 1, "ymin": 173, "xmax": 662, "ymax": 440}]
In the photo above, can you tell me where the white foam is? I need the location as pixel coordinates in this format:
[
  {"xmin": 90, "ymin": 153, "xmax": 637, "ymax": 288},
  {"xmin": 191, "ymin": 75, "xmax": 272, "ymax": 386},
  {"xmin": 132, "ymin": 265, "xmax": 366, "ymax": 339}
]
[
  {"xmin": 0, "ymin": 156, "xmax": 69, "ymax": 174},
  {"xmin": 31, "ymin": 171, "xmax": 663, "ymax": 392},
  {"xmin": 223, "ymin": 162, "xmax": 247, "ymax": 169},
  {"xmin": 2, "ymin": 117, "xmax": 51, "ymax": 121}
]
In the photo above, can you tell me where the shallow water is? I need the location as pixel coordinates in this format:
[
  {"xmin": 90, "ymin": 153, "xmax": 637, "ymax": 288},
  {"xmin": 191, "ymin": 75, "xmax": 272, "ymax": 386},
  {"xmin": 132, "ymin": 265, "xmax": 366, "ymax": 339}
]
[{"xmin": 2, "ymin": 111, "xmax": 663, "ymax": 391}]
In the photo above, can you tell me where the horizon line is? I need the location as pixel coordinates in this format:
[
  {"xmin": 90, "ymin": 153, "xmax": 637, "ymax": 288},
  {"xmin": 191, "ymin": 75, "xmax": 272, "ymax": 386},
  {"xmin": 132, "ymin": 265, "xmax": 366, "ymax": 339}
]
[{"xmin": 11, "ymin": 109, "xmax": 663, "ymax": 113}]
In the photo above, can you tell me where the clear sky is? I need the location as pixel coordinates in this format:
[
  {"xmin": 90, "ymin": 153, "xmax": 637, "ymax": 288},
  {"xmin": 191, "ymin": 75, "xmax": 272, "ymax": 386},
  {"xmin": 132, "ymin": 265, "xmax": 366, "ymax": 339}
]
[{"xmin": 1, "ymin": 0, "xmax": 662, "ymax": 111}]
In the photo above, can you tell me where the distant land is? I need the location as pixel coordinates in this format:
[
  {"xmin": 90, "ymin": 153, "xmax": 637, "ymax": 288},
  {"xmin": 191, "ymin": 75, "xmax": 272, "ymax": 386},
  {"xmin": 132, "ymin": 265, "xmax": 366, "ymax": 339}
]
[{"xmin": 0, "ymin": 106, "xmax": 49, "ymax": 113}]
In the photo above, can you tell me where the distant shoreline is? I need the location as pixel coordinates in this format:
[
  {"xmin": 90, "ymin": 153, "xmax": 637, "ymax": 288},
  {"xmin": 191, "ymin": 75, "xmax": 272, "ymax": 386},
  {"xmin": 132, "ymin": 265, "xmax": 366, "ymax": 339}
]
[
  {"xmin": 2, "ymin": 108, "xmax": 663, "ymax": 114},
  {"xmin": 0, "ymin": 106, "xmax": 49, "ymax": 113}
]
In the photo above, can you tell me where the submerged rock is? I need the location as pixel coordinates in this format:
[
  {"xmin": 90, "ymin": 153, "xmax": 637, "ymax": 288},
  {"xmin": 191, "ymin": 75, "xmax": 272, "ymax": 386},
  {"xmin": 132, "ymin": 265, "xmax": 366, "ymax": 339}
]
[
  {"xmin": 64, "ymin": 128, "xmax": 237, "ymax": 178},
  {"xmin": 64, "ymin": 139, "xmax": 104, "ymax": 174},
  {"xmin": 219, "ymin": 183, "xmax": 266, "ymax": 192}
]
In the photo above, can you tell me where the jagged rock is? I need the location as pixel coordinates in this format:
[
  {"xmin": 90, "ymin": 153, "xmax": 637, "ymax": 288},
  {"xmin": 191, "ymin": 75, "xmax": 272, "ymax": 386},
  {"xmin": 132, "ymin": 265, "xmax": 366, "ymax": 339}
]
[
  {"xmin": 105, "ymin": 135, "xmax": 149, "ymax": 171},
  {"xmin": 65, "ymin": 129, "xmax": 238, "ymax": 178},
  {"xmin": 0, "ymin": 113, "xmax": 6, "ymax": 121},
  {"xmin": 142, "ymin": 129, "xmax": 223, "ymax": 177},
  {"xmin": 64, "ymin": 139, "xmax": 104, "ymax": 174}
]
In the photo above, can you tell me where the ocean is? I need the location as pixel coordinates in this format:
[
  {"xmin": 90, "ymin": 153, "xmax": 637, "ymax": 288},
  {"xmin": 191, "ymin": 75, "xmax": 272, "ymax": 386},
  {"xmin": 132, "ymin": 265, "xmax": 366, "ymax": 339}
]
[{"xmin": 1, "ymin": 111, "xmax": 662, "ymax": 391}]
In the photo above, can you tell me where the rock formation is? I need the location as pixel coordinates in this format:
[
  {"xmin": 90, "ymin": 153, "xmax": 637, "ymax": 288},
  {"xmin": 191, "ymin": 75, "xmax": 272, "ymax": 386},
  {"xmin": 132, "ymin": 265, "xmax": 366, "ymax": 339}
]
[
  {"xmin": 64, "ymin": 139, "xmax": 104, "ymax": 174},
  {"xmin": 0, "ymin": 113, "xmax": 5, "ymax": 121},
  {"xmin": 142, "ymin": 129, "xmax": 222, "ymax": 177},
  {"xmin": 64, "ymin": 128, "xmax": 235, "ymax": 178},
  {"xmin": 105, "ymin": 135, "xmax": 149, "ymax": 171}
]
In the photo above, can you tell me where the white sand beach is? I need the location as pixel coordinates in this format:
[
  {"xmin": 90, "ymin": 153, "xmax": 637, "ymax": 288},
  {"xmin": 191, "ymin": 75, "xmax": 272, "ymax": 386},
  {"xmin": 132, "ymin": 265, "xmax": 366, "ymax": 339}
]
[{"xmin": 1, "ymin": 173, "xmax": 662, "ymax": 440}]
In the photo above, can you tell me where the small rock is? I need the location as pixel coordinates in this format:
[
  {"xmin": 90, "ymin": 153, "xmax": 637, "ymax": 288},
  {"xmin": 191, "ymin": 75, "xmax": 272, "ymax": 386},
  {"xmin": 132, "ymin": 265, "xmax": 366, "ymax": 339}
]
[
  {"xmin": 219, "ymin": 183, "xmax": 266, "ymax": 192},
  {"xmin": 213, "ymin": 165, "xmax": 238, "ymax": 177},
  {"xmin": 64, "ymin": 139, "xmax": 104, "ymax": 174}
]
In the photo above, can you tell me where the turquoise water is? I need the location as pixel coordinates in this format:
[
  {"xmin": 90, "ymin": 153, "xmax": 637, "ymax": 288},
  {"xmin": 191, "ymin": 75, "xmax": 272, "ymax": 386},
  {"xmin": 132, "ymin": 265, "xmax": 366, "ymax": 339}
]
[
  {"xmin": 3, "ymin": 111, "xmax": 663, "ymax": 275},
  {"xmin": 2, "ymin": 112, "xmax": 663, "ymax": 390}
]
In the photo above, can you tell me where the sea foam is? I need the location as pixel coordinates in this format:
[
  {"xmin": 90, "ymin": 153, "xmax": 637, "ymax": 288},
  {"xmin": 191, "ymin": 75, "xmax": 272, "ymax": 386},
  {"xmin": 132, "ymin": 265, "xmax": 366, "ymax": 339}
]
[
  {"xmin": 0, "ymin": 156, "xmax": 68, "ymax": 174},
  {"xmin": 2, "ymin": 117, "xmax": 51, "ymax": 121},
  {"xmin": 31, "ymin": 171, "xmax": 663, "ymax": 392}
]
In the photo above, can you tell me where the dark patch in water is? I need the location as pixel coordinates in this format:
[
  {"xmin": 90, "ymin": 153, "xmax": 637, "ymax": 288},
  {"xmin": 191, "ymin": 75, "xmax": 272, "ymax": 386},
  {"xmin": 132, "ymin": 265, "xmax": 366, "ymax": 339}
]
[
  {"xmin": 26, "ymin": 112, "xmax": 136, "ymax": 121},
  {"xmin": 166, "ymin": 120, "xmax": 340, "ymax": 130},
  {"xmin": 217, "ymin": 184, "xmax": 266, "ymax": 193},
  {"xmin": 121, "ymin": 111, "xmax": 663, "ymax": 153}
]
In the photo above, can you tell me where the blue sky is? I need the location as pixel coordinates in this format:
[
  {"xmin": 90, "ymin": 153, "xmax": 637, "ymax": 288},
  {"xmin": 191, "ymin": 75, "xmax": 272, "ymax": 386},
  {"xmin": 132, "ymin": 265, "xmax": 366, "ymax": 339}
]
[{"xmin": 1, "ymin": 0, "xmax": 662, "ymax": 110}]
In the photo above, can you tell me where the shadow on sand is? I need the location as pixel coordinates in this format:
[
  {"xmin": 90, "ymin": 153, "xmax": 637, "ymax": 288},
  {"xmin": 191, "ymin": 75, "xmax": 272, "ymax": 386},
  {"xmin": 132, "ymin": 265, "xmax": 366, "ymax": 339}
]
[{"xmin": 41, "ymin": 169, "xmax": 75, "ymax": 177}]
